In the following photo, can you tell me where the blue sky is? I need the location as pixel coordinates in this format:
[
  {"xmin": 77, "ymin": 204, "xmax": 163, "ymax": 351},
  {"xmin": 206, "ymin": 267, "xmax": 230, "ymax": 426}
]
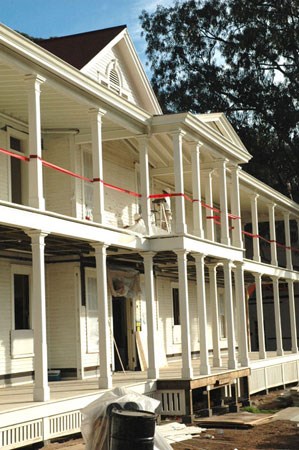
[{"xmin": 1, "ymin": 0, "xmax": 173, "ymax": 73}]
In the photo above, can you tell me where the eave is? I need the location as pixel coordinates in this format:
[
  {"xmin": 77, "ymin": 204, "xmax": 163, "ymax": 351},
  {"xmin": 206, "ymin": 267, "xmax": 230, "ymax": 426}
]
[
  {"xmin": 0, "ymin": 24, "xmax": 151, "ymax": 133},
  {"xmin": 151, "ymin": 113, "xmax": 252, "ymax": 164}
]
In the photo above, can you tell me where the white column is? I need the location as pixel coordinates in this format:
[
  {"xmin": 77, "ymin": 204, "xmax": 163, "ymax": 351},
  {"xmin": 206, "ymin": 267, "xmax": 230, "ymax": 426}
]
[
  {"xmin": 272, "ymin": 276, "xmax": 284, "ymax": 356},
  {"xmin": 142, "ymin": 252, "xmax": 159, "ymax": 379},
  {"xmin": 250, "ymin": 194, "xmax": 260, "ymax": 262},
  {"xmin": 25, "ymin": 74, "xmax": 46, "ymax": 210},
  {"xmin": 176, "ymin": 250, "xmax": 193, "ymax": 378},
  {"xmin": 208, "ymin": 264, "xmax": 222, "ymax": 367},
  {"xmin": 287, "ymin": 280, "xmax": 298, "ymax": 353},
  {"xmin": 223, "ymin": 260, "xmax": 237, "ymax": 369},
  {"xmin": 216, "ymin": 160, "xmax": 230, "ymax": 245},
  {"xmin": 234, "ymin": 263, "xmax": 249, "ymax": 366},
  {"xmin": 138, "ymin": 137, "xmax": 152, "ymax": 235},
  {"xmin": 90, "ymin": 108, "xmax": 106, "ymax": 224},
  {"xmin": 27, "ymin": 230, "xmax": 50, "ymax": 401},
  {"xmin": 230, "ymin": 165, "xmax": 243, "ymax": 248},
  {"xmin": 93, "ymin": 243, "xmax": 112, "ymax": 389},
  {"xmin": 284, "ymin": 212, "xmax": 293, "ymax": 270},
  {"xmin": 268, "ymin": 203, "xmax": 278, "ymax": 266},
  {"xmin": 190, "ymin": 142, "xmax": 204, "ymax": 238},
  {"xmin": 172, "ymin": 131, "xmax": 187, "ymax": 234},
  {"xmin": 254, "ymin": 273, "xmax": 266, "ymax": 359},
  {"xmin": 204, "ymin": 170, "xmax": 215, "ymax": 241},
  {"xmin": 194, "ymin": 253, "xmax": 210, "ymax": 374}
]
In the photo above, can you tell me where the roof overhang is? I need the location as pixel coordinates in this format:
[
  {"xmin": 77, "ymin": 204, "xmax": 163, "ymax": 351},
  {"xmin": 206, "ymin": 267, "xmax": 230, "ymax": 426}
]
[{"xmin": 151, "ymin": 112, "xmax": 252, "ymax": 164}]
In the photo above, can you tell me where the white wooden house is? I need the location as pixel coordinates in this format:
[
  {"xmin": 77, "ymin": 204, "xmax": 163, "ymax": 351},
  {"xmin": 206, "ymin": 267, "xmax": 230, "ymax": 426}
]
[{"xmin": 0, "ymin": 23, "xmax": 298, "ymax": 448}]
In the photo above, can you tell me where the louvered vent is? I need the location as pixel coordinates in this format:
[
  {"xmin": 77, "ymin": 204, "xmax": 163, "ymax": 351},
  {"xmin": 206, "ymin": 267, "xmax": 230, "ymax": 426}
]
[{"xmin": 109, "ymin": 69, "xmax": 120, "ymax": 92}]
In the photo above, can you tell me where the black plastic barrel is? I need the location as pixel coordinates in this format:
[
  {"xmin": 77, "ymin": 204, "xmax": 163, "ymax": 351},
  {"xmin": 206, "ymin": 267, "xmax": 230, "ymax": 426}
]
[{"xmin": 110, "ymin": 409, "xmax": 156, "ymax": 450}]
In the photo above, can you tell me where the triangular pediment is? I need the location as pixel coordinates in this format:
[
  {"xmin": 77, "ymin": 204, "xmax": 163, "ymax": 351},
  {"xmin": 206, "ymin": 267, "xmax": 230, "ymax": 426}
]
[{"xmin": 197, "ymin": 112, "xmax": 249, "ymax": 153}]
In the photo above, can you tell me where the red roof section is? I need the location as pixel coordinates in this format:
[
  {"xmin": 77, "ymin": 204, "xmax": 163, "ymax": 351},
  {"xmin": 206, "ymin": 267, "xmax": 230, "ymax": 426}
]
[{"xmin": 38, "ymin": 25, "xmax": 126, "ymax": 69}]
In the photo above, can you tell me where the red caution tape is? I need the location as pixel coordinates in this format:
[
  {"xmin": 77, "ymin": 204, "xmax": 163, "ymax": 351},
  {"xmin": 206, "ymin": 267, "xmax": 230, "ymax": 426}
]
[{"xmin": 0, "ymin": 146, "xmax": 29, "ymax": 161}]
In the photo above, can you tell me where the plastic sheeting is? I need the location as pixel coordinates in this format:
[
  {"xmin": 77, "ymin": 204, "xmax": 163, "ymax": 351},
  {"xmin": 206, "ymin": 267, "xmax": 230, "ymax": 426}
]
[
  {"xmin": 81, "ymin": 387, "xmax": 173, "ymax": 450},
  {"xmin": 108, "ymin": 269, "xmax": 141, "ymax": 299}
]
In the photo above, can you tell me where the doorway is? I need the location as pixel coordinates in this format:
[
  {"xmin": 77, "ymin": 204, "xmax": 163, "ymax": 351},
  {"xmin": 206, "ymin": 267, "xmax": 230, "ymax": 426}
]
[{"xmin": 112, "ymin": 296, "xmax": 137, "ymax": 371}]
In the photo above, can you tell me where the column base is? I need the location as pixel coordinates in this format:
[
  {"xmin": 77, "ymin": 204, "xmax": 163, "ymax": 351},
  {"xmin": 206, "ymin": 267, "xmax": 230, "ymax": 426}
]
[
  {"xmin": 259, "ymin": 351, "xmax": 267, "ymax": 359},
  {"xmin": 34, "ymin": 385, "xmax": 50, "ymax": 402},
  {"xmin": 213, "ymin": 357, "xmax": 222, "ymax": 368},
  {"xmin": 98, "ymin": 376, "xmax": 113, "ymax": 389},
  {"xmin": 181, "ymin": 368, "xmax": 193, "ymax": 379},
  {"xmin": 239, "ymin": 357, "xmax": 250, "ymax": 367},
  {"xmin": 228, "ymin": 359, "xmax": 237, "ymax": 370},
  {"xmin": 291, "ymin": 347, "xmax": 298, "ymax": 354},
  {"xmin": 147, "ymin": 368, "xmax": 159, "ymax": 379},
  {"xmin": 276, "ymin": 349, "xmax": 284, "ymax": 357},
  {"xmin": 200, "ymin": 364, "xmax": 211, "ymax": 375}
]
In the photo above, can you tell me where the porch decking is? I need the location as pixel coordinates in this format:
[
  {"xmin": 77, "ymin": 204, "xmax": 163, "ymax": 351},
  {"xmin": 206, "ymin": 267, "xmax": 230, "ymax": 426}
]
[{"xmin": 1, "ymin": 352, "xmax": 298, "ymax": 449}]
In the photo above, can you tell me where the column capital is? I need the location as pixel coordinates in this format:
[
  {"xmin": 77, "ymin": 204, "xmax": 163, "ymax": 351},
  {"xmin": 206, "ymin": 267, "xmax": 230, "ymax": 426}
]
[
  {"xmin": 228, "ymin": 163, "xmax": 242, "ymax": 172},
  {"xmin": 206, "ymin": 262, "xmax": 220, "ymax": 270},
  {"xmin": 188, "ymin": 140, "xmax": 204, "ymax": 152},
  {"xmin": 89, "ymin": 107, "xmax": 107, "ymax": 117},
  {"xmin": 192, "ymin": 252, "xmax": 206, "ymax": 262},
  {"xmin": 253, "ymin": 271, "xmax": 263, "ymax": 279},
  {"xmin": 283, "ymin": 210, "xmax": 291, "ymax": 219},
  {"xmin": 170, "ymin": 129, "xmax": 186, "ymax": 140},
  {"xmin": 175, "ymin": 249, "xmax": 189, "ymax": 257},
  {"xmin": 140, "ymin": 251, "xmax": 156, "ymax": 259},
  {"xmin": 250, "ymin": 193, "xmax": 259, "ymax": 201},
  {"xmin": 25, "ymin": 229, "xmax": 49, "ymax": 240},
  {"xmin": 271, "ymin": 275, "xmax": 280, "ymax": 281},
  {"xmin": 213, "ymin": 158, "xmax": 229, "ymax": 169},
  {"xmin": 136, "ymin": 134, "xmax": 150, "ymax": 145},
  {"xmin": 92, "ymin": 242, "xmax": 109, "ymax": 252},
  {"xmin": 267, "ymin": 202, "xmax": 276, "ymax": 210},
  {"xmin": 24, "ymin": 73, "xmax": 46, "ymax": 86}
]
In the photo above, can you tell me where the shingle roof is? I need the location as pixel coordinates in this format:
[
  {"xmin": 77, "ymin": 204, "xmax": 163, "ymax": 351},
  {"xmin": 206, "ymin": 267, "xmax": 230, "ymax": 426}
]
[{"xmin": 38, "ymin": 25, "xmax": 126, "ymax": 69}]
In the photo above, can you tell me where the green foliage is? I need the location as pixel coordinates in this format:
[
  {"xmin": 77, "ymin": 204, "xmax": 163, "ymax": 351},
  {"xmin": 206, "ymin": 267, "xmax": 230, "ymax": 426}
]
[
  {"xmin": 242, "ymin": 406, "xmax": 277, "ymax": 414},
  {"xmin": 140, "ymin": 0, "xmax": 299, "ymax": 198}
]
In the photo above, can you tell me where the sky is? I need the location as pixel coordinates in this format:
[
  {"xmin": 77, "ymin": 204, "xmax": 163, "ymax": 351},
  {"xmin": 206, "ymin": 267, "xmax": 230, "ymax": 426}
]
[{"xmin": 1, "ymin": 0, "xmax": 174, "ymax": 74}]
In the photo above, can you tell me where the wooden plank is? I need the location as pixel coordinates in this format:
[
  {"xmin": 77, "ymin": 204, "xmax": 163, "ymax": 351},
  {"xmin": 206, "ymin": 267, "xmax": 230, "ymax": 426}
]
[{"xmin": 135, "ymin": 331, "xmax": 148, "ymax": 371}]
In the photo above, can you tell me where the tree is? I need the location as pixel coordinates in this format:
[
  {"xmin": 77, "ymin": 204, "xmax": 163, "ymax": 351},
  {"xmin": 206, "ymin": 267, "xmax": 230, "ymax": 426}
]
[{"xmin": 140, "ymin": 0, "xmax": 299, "ymax": 199}]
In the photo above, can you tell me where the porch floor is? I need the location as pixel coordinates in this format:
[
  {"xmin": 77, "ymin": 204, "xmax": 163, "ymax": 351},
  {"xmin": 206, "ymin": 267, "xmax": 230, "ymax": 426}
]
[{"xmin": 0, "ymin": 350, "xmax": 293, "ymax": 414}]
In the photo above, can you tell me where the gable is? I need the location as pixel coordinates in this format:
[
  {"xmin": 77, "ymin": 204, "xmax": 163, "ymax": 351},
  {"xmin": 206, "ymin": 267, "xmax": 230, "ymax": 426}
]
[
  {"xmin": 197, "ymin": 112, "xmax": 249, "ymax": 153},
  {"xmin": 80, "ymin": 30, "xmax": 162, "ymax": 115}
]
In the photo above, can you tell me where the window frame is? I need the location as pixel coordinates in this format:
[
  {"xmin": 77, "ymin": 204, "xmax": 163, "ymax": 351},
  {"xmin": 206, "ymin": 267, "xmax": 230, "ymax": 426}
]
[{"xmin": 11, "ymin": 265, "xmax": 32, "ymax": 331}]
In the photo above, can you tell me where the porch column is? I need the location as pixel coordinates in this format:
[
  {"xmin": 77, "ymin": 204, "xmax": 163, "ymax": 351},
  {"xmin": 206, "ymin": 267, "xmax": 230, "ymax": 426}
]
[
  {"xmin": 193, "ymin": 253, "xmax": 210, "ymax": 374},
  {"xmin": 287, "ymin": 280, "xmax": 298, "ymax": 353},
  {"xmin": 234, "ymin": 262, "xmax": 249, "ymax": 366},
  {"xmin": 138, "ymin": 136, "xmax": 152, "ymax": 235},
  {"xmin": 207, "ymin": 263, "xmax": 222, "ymax": 367},
  {"xmin": 230, "ymin": 165, "xmax": 243, "ymax": 248},
  {"xmin": 27, "ymin": 230, "xmax": 50, "ymax": 401},
  {"xmin": 190, "ymin": 142, "xmax": 204, "ymax": 238},
  {"xmin": 93, "ymin": 243, "xmax": 112, "ymax": 389},
  {"xmin": 25, "ymin": 74, "xmax": 46, "ymax": 210},
  {"xmin": 284, "ymin": 212, "xmax": 293, "ymax": 270},
  {"xmin": 176, "ymin": 250, "xmax": 193, "ymax": 378},
  {"xmin": 142, "ymin": 252, "xmax": 159, "ymax": 379},
  {"xmin": 90, "ymin": 108, "xmax": 106, "ymax": 224},
  {"xmin": 172, "ymin": 131, "xmax": 187, "ymax": 234},
  {"xmin": 204, "ymin": 170, "xmax": 215, "ymax": 241},
  {"xmin": 216, "ymin": 159, "xmax": 230, "ymax": 246},
  {"xmin": 268, "ymin": 203, "xmax": 278, "ymax": 266},
  {"xmin": 272, "ymin": 276, "xmax": 284, "ymax": 356},
  {"xmin": 250, "ymin": 194, "xmax": 260, "ymax": 262},
  {"xmin": 222, "ymin": 260, "xmax": 237, "ymax": 369},
  {"xmin": 254, "ymin": 273, "xmax": 266, "ymax": 359}
]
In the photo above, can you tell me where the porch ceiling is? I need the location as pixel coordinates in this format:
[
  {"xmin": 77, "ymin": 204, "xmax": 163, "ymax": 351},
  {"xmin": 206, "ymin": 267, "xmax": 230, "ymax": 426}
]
[{"xmin": 0, "ymin": 59, "xmax": 140, "ymax": 138}]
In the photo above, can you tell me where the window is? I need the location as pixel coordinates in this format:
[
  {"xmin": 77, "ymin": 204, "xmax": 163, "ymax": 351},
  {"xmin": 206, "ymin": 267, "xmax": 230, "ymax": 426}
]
[
  {"xmin": 172, "ymin": 287, "xmax": 180, "ymax": 325},
  {"xmin": 8, "ymin": 129, "xmax": 28, "ymax": 205},
  {"xmin": 12, "ymin": 268, "xmax": 31, "ymax": 330}
]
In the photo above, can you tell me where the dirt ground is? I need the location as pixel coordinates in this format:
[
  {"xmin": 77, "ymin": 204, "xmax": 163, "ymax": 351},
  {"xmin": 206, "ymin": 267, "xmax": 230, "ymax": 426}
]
[{"xmin": 40, "ymin": 389, "xmax": 299, "ymax": 450}]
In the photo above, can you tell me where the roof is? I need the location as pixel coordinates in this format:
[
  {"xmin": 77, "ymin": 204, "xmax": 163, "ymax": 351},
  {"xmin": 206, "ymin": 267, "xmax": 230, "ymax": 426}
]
[{"xmin": 38, "ymin": 25, "xmax": 126, "ymax": 69}]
